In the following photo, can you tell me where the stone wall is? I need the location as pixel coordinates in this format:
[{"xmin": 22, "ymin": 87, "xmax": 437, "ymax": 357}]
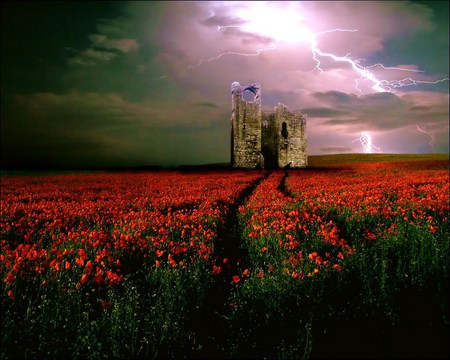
[
  {"xmin": 231, "ymin": 83, "xmax": 307, "ymax": 169},
  {"xmin": 274, "ymin": 103, "xmax": 307, "ymax": 169},
  {"xmin": 231, "ymin": 82, "xmax": 262, "ymax": 169}
]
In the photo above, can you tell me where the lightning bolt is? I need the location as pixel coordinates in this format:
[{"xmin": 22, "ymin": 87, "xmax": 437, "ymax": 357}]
[
  {"xmin": 310, "ymin": 29, "xmax": 385, "ymax": 93},
  {"xmin": 352, "ymin": 131, "xmax": 380, "ymax": 153},
  {"xmin": 309, "ymin": 30, "xmax": 449, "ymax": 94},
  {"xmin": 174, "ymin": 3, "xmax": 449, "ymax": 95},
  {"xmin": 416, "ymin": 125, "xmax": 435, "ymax": 147},
  {"xmin": 379, "ymin": 77, "xmax": 449, "ymax": 92},
  {"xmin": 364, "ymin": 62, "xmax": 425, "ymax": 73},
  {"xmin": 186, "ymin": 44, "xmax": 277, "ymax": 72}
]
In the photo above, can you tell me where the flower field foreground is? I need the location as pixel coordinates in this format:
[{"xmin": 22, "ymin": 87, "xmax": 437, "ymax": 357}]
[
  {"xmin": 1, "ymin": 159, "xmax": 449, "ymax": 359},
  {"xmin": 229, "ymin": 160, "xmax": 449, "ymax": 359},
  {"xmin": 1, "ymin": 170, "xmax": 263, "ymax": 359}
]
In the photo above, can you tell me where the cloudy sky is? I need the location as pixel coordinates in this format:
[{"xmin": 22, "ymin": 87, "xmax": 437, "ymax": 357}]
[{"xmin": 1, "ymin": 1, "xmax": 448, "ymax": 169}]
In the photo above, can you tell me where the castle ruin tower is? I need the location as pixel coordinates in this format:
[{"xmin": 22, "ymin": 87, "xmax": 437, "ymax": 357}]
[
  {"xmin": 274, "ymin": 103, "xmax": 307, "ymax": 168},
  {"xmin": 231, "ymin": 82, "xmax": 307, "ymax": 169},
  {"xmin": 231, "ymin": 82, "xmax": 262, "ymax": 169}
]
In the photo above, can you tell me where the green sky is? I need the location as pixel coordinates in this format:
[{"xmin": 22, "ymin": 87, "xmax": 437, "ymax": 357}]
[{"xmin": 1, "ymin": 1, "xmax": 448, "ymax": 169}]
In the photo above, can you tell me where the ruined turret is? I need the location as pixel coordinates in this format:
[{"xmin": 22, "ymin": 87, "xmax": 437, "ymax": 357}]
[
  {"xmin": 231, "ymin": 82, "xmax": 307, "ymax": 169},
  {"xmin": 230, "ymin": 82, "xmax": 262, "ymax": 169}
]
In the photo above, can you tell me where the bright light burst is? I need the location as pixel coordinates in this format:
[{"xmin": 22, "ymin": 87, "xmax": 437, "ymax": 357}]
[
  {"xmin": 187, "ymin": 2, "xmax": 449, "ymax": 95},
  {"xmin": 352, "ymin": 132, "xmax": 381, "ymax": 153},
  {"xmin": 171, "ymin": 2, "xmax": 448, "ymax": 155},
  {"xmin": 235, "ymin": 2, "xmax": 315, "ymax": 44}
]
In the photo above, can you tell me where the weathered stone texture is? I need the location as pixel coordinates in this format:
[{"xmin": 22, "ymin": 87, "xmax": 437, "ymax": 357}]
[
  {"xmin": 231, "ymin": 82, "xmax": 307, "ymax": 169},
  {"xmin": 231, "ymin": 82, "xmax": 262, "ymax": 169},
  {"xmin": 274, "ymin": 103, "xmax": 307, "ymax": 169}
]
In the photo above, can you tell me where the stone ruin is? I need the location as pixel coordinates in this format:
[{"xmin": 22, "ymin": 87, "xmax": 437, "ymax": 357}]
[{"xmin": 231, "ymin": 81, "xmax": 307, "ymax": 169}]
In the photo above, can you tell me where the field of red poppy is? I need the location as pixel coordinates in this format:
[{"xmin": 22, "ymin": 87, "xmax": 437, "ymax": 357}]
[{"xmin": 1, "ymin": 154, "xmax": 449, "ymax": 359}]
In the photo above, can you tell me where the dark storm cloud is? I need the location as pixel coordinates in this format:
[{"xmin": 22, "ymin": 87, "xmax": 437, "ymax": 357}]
[
  {"xmin": 191, "ymin": 102, "xmax": 220, "ymax": 109},
  {"xmin": 1, "ymin": 89, "xmax": 232, "ymax": 168},
  {"xmin": 1, "ymin": 91, "xmax": 165, "ymax": 168},
  {"xmin": 300, "ymin": 107, "xmax": 348, "ymax": 118},
  {"xmin": 11, "ymin": 92, "xmax": 156, "ymax": 127},
  {"xmin": 199, "ymin": 14, "xmax": 246, "ymax": 28},
  {"xmin": 1, "ymin": 1, "xmax": 448, "ymax": 169},
  {"xmin": 95, "ymin": 16, "xmax": 131, "ymax": 38},
  {"xmin": 310, "ymin": 91, "xmax": 407, "ymax": 128},
  {"xmin": 409, "ymin": 105, "xmax": 431, "ymax": 111},
  {"xmin": 311, "ymin": 91, "xmax": 400, "ymax": 108},
  {"xmin": 67, "ymin": 16, "xmax": 140, "ymax": 67},
  {"xmin": 261, "ymin": 89, "xmax": 303, "ymax": 110},
  {"xmin": 88, "ymin": 34, "xmax": 139, "ymax": 53},
  {"xmin": 67, "ymin": 48, "xmax": 117, "ymax": 67},
  {"xmin": 320, "ymin": 118, "xmax": 359, "ymax": 126},
  {"xmin": 316, "ymin": 90, "xmax": 448, "ymax": 133},
  {"xmin": 198, "ymin": 1, "xmax": 273, "ymax": 46},
  {"xmin": 221, "ymin": 28, "xmax": 274, "ymax": 46},
  {"xmin": 312, "ymin": 91, "xmax": 353, "ymax": 105}
]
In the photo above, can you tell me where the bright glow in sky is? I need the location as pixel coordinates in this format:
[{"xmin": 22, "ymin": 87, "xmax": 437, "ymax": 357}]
[
  {"xmin": 1, "ymin": 1, "xmax": 449, "ymax": 169},
  {"xmin": 213, "ymin": 1, "xmax": 447, "ymax": 95},
  {"xmin": 236, "ymin": 2, "xmax": 314, "ymax": 44}
]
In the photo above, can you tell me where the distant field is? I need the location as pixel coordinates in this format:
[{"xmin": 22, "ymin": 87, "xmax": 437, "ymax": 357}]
[
  {"xmin": 307, "ymin": 153, "xmax": 449, "ymax": 167},
  {"xmin": 2, "ymin": 153, "xmax": 449, "ymax": 176}
]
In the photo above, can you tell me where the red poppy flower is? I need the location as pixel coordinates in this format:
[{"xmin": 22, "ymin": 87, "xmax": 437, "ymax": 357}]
[
  {"xmin": 212, "ymin": 265, "xmax": 222, "ymax": 275},
  {"xmin": 80, "ymin": 273, "xmax": 89, "ymax": 284},
  {"xmin": 4, "ymin": 272, "xmax": 14, "ymax": 285},
  {"xmin": 332, "ymin": 264, "xmax": 343, "ymax": 271}
]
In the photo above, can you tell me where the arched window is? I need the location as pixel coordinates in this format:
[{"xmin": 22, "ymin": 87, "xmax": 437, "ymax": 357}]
[{"xmin": 281, "ymin": 122, "xmax": 288, "ymax": 139}]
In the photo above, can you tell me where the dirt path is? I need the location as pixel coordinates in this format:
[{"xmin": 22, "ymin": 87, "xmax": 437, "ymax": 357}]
[
  {"xmin": 277, "ymin": 169, "xmax": 295, "ymax": 198},
  {"xmin": 191, "ymin": 170, "xmax": 270, "ymax": 358}
]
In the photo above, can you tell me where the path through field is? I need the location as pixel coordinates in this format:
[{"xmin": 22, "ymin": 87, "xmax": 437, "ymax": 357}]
[
  {"xmin": 2, "ymin": 156, "xmax": 449, "ymax": 359},
  {"xmin": 200, "ymin": 167, "xmax": 449, "ymax": 359},
  {"xmin": 192, "ymin": 171, "xmax": 270, "ymax": 357}
]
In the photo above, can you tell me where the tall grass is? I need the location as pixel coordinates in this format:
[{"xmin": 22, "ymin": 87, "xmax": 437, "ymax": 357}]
[
  {"xmin": 1, "ymin": 261, "xmax": 215, "ymax": 359},
  {"xmin": 1, "ymin": 156, "xmax": 449, "ymax": 359},
  {"xmin": 226, "ymin": 164, "xmax": 449, "ymax": 358}
]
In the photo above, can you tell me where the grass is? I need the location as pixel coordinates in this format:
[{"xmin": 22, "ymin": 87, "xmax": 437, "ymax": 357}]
[
  {"xmin": 1, "ymin": 153, "xmax": 449, "ymax": 359},
  {"xmin": 307, "ymin": 153, "xmax": 449, "ymax": 167}
]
